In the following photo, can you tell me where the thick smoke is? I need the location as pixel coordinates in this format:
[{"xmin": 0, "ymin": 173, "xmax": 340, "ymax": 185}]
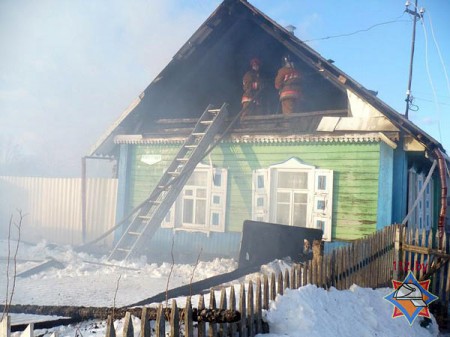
[{"xmin": 0, "ymin": 0, "xmax": 219, "ymax": 177}]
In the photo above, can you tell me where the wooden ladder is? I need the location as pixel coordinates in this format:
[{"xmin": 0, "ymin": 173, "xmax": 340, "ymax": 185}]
[{"xmin": 108, "ymin": 104, "xmax": 228, "ymax": 261}]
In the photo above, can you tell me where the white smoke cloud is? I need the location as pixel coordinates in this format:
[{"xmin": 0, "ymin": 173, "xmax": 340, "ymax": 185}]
[
  {"xmin": 0, "ymin": 0, "xmax": 219, "ymax": 177},
  {"xmin": 1, "ymin": 0, "xmax": 449, "ymax": 177}
]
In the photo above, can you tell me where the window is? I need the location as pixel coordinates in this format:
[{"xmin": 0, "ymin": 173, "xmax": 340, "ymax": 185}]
[
  {"xmin": 252, "ymin": 158, "xmax": 333, "ymax": 241},
  {"xmin": 182, "ymin": 171, "xmax": 208, "ymax": 226},
  {"xmin": 316, "ymin": 220, "xmax": 326, "ymax": 232},
  {"xmin": 162, "ymin": 163, "xmax": 227, "ymax": 232}
]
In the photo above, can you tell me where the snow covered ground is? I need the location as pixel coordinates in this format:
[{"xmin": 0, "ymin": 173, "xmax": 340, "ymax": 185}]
[{"xmin": 0, "ymin": 240, "xmax": 443, "ymax": 336}]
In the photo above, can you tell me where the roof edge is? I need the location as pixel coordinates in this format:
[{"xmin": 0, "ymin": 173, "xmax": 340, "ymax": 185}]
[{"xmin": 114, "ymin": 132, "xmax": 398, "ymax": 145}]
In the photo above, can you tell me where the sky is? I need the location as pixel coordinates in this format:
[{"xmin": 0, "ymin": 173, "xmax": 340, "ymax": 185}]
[
  {"xmin": 1, "ymin": 0, "xmax": 449, "ymax": 177},
  {"xmin": 0, "ymin": 240, "xmax": 441, "ymax": 336}
]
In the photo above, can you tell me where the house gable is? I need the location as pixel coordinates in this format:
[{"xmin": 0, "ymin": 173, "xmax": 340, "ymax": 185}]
[
  {"xmin": 91, "ymin": 0, "xmax": 352, "ymax": 156},
  {"xmin": 90, "ymin": 0, "xmax": 445, "ymax": 160}
]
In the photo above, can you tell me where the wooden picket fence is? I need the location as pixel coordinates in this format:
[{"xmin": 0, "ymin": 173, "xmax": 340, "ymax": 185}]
[
  {"xmin": 3, "ymin": 224, "xmax": 450, "ymax": 337},
  {"xmin": 394, "ymin": 225, "xmax": 450, "ymax": 309},
  {"xmin": 307, "ymin": 223, "xmax": 397, "ymax": 290}
]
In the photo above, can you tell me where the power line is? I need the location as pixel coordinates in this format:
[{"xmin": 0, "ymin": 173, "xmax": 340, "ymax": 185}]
[
  {"xmin": 414, "ymin": 91, "xmax": 450, "ymax": 100},
  {"xmin": 426, "ymin": 10, "xmax": 450, "ymax": 100},
  {"xmin": 419, "ymin": 10, "xmax": 443, "ymax": 142},
  {"xmin": 415, "ymin": 96, "xmax": 450, "ymax": 106},
  {"xmin": 303, "ymin": 14, "xmax": 408, "ymax": 43},
  {"xmin": 420, "ymin": 13, "xmax": 442, "ymax": 142}
]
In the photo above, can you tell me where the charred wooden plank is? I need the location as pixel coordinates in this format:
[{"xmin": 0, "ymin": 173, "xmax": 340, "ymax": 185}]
[
  {"xmin": 0, "ymin": 305, "xmax": 241, "ymax": 324},
  {"xmin": 16, "ymin": 259, "xmax": 65, "ymax": 278}
]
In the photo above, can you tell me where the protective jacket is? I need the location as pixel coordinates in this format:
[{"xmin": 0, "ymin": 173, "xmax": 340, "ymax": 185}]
[
  {"xmin": 242, "ymin": 69, "xmax": 262, "ymax": 104},
  {"xmin": 275, "ymin": 66, "xmax": 301, "ymax": 100}
]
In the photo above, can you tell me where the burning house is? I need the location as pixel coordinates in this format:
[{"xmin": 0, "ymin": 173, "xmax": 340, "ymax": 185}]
[{"xmin": 90, "ymin": 0, "xmax": 449, "ymax": 262}]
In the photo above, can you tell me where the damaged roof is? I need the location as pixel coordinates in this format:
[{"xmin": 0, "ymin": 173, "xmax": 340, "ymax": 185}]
[{"xmin": 89, "ymin": 0, "xmax": 445, "ymax": 157}]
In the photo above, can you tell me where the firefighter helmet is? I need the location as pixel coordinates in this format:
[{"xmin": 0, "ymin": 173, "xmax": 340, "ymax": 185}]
[
  {"xmin": 282, "ymin": 54, "xmax": 293, "ymax": 67},
  {"xmin": 250, "ymin": 58, "xmax": 261, "ymax": 67}
]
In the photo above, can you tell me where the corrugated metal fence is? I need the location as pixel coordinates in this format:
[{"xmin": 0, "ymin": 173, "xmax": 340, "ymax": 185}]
[{"xmin": 0, "ymin": 176, "xmax": 117, "ymax": 246}]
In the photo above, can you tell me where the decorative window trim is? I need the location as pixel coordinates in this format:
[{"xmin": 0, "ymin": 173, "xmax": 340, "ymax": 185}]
[
  {"xmin": 162, "ymin": 163, "xmax": 227, "ymax": 233},
  {"xmin": 252, "ymin": 157, "xmax": 333, "ymax": 241}
]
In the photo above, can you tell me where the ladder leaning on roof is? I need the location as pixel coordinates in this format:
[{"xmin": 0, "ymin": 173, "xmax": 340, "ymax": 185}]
[{"xmin": 107, "ymin": 103, "xmax": 228, "ymax": 261}]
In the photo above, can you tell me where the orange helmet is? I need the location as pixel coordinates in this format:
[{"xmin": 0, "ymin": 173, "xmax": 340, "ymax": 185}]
[{"xmin": 250, "ymin": 58, "xmax": 261, "ymax": 67}]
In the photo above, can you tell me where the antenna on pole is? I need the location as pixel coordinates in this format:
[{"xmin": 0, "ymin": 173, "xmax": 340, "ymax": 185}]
[{"xmin": 404, "ymin": 0, "xmax": 425, "ymax": 119}]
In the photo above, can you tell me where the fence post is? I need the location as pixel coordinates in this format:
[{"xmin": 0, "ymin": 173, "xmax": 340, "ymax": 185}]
[
  {"xmin": 263, "ymin": 274, "xmax": 269, "ymax": 310},
  {"xmin": 247, "ymin": 281, "xmax": 254, "ymax": 337},
  {"xmin": 284, "ymin": 269, "xmax": 290, "ymax": 290},
  {"xmin": 219, "ymin": 288, "xmax": 228, "ymax": 337},
  {"xmin": 296, "ymin": 264, "xmax": 301, "ymax": 288},
  {"xmin": 337, "ymin": 248, "xmax": 343, "ymax": 290},
  {"xmin": 255, "ymin": 277, "xmax": 262, "ymax": 334},
  {"xmin": 170, "ymin": 300, "xmax": 180, "ymax": 337},
  {"xmin": 21, "ymin": 324, "xmax": 34, "ymax": 337},
  {"xmin": 303, "ymin": 262, "xmax": 308, "ymax": 286},
  {"xmin": 239, "ymin": 284, "xmax": 247, "ymax": 337},
  {"xmin": 313, "ymin": 239, "xmax": 324, "ymax": 287},
  {"xmin": 208, "ymin": 290, "xmax": 217, "ymax": 337},
  {"xmin": 344, "ymin": 244, "xmax": 350, "ymax": 289},
  {"xmin": 0, "ymin": 315, "xmax": 11, "ymax": 337},
  {"xmin": 323, "ymin": 254, "xmax": 330, "ymax": 289},
  {"xmin": 270, "ymin": 273, "xmax": 276, "ymax": 301},
  {"xmin": 229, "ymin": 286, "xmax": 237, "ymax": 337},
  {"xmin": 291, "ymin": 266, "xmax": 296, "ymax": 289},
  {"xmin": 155, "ymin": 304, "xmax": 165, "ymax": 337},
  {"xmin": 419, "ymin": 228, "xmax": 426, "ymax": 281},
  {"xmin": 123, "ymin": 312, "xmax": 133, "ymax": 337},
  {"xmin": 140, "ymin": 307, "xmax": 150, "ymax": 337},
  {"xmin": 393, "ymin": 225, "xmax": 402, "ymax": 281},
  {"xmin": 105, "ymin": 315, "xmax": 116, "ymax": 337},
  {"xmin": 184, "ymin": 297, "xmax": 193, "ymax": 337},
  {"xmin": 311, "ymin": 260, "xmax": 317, "ymax": 286},
  {"xmin": 329, "ymin": 250, "xmax": 335, "ymax": 288},
  {"xmin": 277, "ymin": 272, "xmax": 283, "ymax": 296},
  {"xmin": 197, "ymin": 295, "xmax": 206, "ymax": 337}
]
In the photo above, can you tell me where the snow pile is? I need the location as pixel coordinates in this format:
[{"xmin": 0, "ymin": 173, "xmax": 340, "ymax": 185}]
[
  {"xmin": 0, "ymin": 240, "xmax": 237, "ymax": 307},
  {"xmin": 263, "ymin": 284, "xmax": 439, "ymax": 337},
  {"xmin": 0, "ymin": 241, "xmax": 444, "ymax": 336}
]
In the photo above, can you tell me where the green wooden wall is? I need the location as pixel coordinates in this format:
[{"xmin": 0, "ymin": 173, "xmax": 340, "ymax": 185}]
[{"xmin": 128, "ymin": 141, "xmax": 384, "ymax": 241}]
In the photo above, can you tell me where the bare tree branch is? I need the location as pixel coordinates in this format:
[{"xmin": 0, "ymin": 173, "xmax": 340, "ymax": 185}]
[
  {"xmin": 2, "ymin": 210, "xmax": 24, "ymax": 321},
  {"xmin": 8, "ymin": 210, "xmax": 23, "ymax": 310},
  {"xmin": 190, "ymin": 248, "xmax": 203, "ymax": 297},
  {"xmin": 112, "ymin": 274, "xmax": 122, "ymax": 319},
  {"xmin": 2, "ymin": 214, "xmax": 13, "ymax": 321},
  {"xmin": 165, "ymin": 234, "xmax": 175, "ymax": 306}
]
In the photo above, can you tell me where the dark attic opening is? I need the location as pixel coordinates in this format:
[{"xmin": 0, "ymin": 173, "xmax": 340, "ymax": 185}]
[{"xmin": 130, "ymin": 1, "xmax": 348, "ymax": 135}]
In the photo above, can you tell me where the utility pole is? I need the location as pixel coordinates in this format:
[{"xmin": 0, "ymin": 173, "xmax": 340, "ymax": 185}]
[{"xmin": 404, "ymin": 0, "xmax": 424, "ymax": 119}]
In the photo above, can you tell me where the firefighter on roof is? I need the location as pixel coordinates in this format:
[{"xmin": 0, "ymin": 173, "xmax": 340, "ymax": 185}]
[
  {"xmin": 241, "ymin": 57, "xmax": 263, "ymax": 119},
  {"xmin": 275, "ymin": 54, "xmax": 302, "ymax": 115}
]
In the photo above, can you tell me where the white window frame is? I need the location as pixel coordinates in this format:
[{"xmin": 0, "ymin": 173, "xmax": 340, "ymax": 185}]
[
  {"xmin": 162, "ymin": 163, "xmax": 227, "ymax": 233},
  {"xmin": 252, "ymin": 157, "xmax": 333, "ymax": 241},
  {"xmin": 181, "ymin": 175, "xmax": 209, "ymax": 230},
  {"xmin": 252, "ymin": 169, "xmax": 269, "ymax": 222}
]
